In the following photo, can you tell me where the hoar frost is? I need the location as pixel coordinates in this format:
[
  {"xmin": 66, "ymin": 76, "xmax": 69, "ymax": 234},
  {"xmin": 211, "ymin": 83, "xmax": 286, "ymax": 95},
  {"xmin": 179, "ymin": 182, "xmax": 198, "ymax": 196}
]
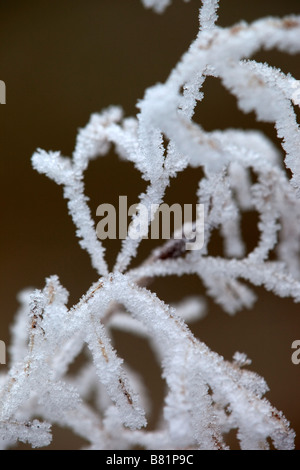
[{"xmin": 1, "ymin": 0, "xmax": 300, "ymax": 450}]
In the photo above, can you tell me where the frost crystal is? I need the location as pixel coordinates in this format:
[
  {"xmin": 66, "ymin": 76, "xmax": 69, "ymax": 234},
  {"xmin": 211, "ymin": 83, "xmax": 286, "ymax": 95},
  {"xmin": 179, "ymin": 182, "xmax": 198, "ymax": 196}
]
[{"xmin": 1, "ymin": 0, "xmax": 300, "ymax": 450}]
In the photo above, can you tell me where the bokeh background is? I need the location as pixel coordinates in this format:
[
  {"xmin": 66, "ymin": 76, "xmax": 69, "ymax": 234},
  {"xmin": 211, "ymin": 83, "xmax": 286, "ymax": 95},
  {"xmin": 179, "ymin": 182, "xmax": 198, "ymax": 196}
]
[{"xmin": 0, "ymin": 0, "xmax": 300, "ymax": 450}]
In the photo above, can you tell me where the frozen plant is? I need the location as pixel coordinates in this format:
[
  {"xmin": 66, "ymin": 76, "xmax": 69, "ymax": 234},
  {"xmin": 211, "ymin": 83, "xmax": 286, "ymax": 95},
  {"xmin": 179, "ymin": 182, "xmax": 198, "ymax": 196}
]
[{"xmin": 1, "ymin": 0, "xmax": 300, "ymax": 450}]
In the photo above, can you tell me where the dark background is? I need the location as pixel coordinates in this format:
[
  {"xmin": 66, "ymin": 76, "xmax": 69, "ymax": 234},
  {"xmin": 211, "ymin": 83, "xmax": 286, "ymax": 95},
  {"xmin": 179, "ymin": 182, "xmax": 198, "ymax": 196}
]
[{"xmin": 0, "ymin": 0, "xmax": 300, "ymax": 450}]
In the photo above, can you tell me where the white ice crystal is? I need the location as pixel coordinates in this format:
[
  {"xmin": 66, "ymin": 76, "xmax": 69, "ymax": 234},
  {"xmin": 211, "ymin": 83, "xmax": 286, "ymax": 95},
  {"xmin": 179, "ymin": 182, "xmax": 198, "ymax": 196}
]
[{"xmin": 1, "ymin": 0, "xmax": 300, "ymax": 450}]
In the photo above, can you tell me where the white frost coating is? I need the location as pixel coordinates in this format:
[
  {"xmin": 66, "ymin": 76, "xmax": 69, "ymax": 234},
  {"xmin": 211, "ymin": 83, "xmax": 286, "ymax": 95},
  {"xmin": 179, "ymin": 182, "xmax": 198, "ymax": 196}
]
[
  {"xmin": 1, "ymin": 0, "xmax": 300, "ymax": 450},
  {"xmin": 141, "ymin": 0, "xmax": 190, "ymax": 14},
  {"xmin": 199, "ymin": 0, "xmax": 219, "ymax": 30}
]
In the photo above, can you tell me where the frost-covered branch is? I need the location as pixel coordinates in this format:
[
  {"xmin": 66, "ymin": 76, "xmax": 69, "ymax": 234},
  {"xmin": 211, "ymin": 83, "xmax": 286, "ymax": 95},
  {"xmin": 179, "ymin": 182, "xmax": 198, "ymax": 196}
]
[{"xmin": 1, "ymin": 0, "xmax": 300, "ymax": 450}]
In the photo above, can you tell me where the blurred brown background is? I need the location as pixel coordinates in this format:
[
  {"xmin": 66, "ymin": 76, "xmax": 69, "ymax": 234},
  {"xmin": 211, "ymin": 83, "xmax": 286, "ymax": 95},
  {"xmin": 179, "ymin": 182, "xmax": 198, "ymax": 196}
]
[{"xmin": 0, "ymin": 0, "xmax": 300, "ymax": 450}]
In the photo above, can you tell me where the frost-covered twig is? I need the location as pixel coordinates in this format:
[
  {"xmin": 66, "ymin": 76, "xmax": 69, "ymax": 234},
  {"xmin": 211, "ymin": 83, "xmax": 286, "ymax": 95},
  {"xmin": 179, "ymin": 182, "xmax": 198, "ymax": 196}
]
[{"xmin": 1, "ymin": 0, "xmax": 300, "ymax": 450}]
